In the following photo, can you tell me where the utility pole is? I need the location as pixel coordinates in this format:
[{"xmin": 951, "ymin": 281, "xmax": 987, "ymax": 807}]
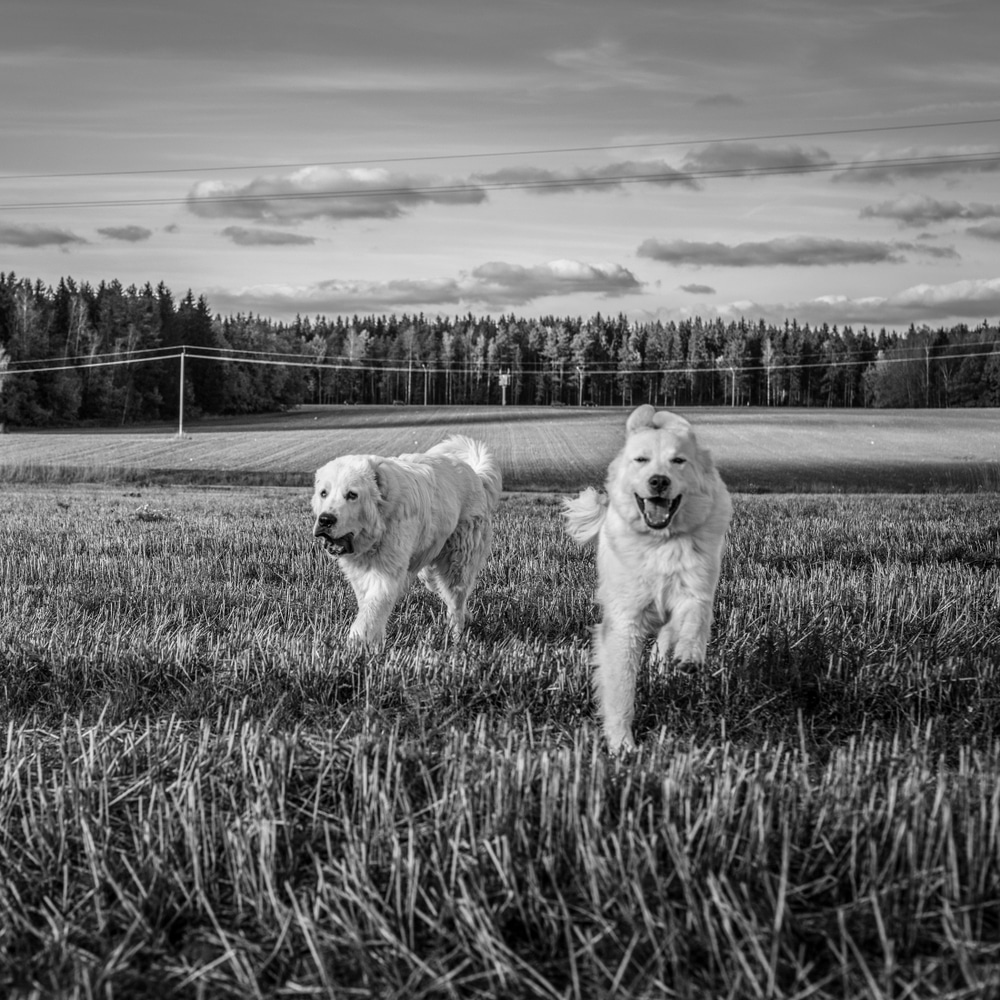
[{"xmin": 178, "ymin": 346, "xmax": 185, "ymax": 437}]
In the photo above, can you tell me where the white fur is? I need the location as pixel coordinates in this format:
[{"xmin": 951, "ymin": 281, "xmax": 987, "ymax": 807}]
[
  {"xmin": 312, "ymin": 435, "xmax": 502, "ymax": 646},
  {"xmin": 564, "ymin": 405, "xmax": 732, "ymax": 753}
]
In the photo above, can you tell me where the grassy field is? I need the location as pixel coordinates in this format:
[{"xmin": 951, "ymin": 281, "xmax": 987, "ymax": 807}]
[
  {"xmin": 3, "ymin": 403, "xmax": 1000, "ymax": 492},
  {"xmin": 1, "ymin": 410, "xmax": 1000, "ymax": 997}
]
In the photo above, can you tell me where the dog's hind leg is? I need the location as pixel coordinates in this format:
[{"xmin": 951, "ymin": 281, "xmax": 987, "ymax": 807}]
[
  {"xmin": 592, "ymin": 618, "xmax": 645, "ymax": 753},
  {"xmin": 653, "ymin": 619, "xmax": 675, "ymax": 667},
  {"xmin": 428, "ymin": 516, "xmax": 492, "ymax": 638},
  {"xmin": 419, "ymin": 564, "xmax": 467, "ymax": 636}
]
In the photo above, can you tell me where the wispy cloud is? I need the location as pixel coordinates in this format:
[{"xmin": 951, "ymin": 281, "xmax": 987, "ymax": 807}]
[
  {"xmin": 860, "ymin": 194, "xmax": 1000, "ymax": 227},
  {"xmin": 0, "ymin": 224, "xmax": 86, "ymax": 248},
  {"xmin": 680, "ymin": 283, "xmax": 715, "ymax": 294},
  {"xmin": 186, "ymin": 166, "xmax": 487, "ymax": 223},
  {"xmin": 545, "ymin": 41, "xmax": 676, "ymax": 91},
  {"xmin": 221, "ymin": 226, "xmax": 317, "ymax": 246},
  {"xmin": 832, "ymin": 146, "xmax": 1000, "ymax": 184},
  {"xmin": 97, "ymin": 225, "xmax": 152, "ymax": 242},
  {"xmin": 472, "ymin": 160, "xmax": 698, "ymax": 194},
  {"xmin": 704, "ymin": 276, "xmax": 1000, "ymax": 327},
  {"xmin": 683, "ymin": 142, "xmax": 833, "ymax": 176},
  {"xmin": 967, "ymin": 220, "xmax": 1000, "ymax": 242},
  {"xmin": 637, "ymin": 236, "xmax": 912, "ymax": 268},
  {"xmin": 694, "ymin": 93, "xmax": 745, "ymax": 109},
  {"xmin": 207, "ymin": 259, "xmax": 643, "ymax": 316}
]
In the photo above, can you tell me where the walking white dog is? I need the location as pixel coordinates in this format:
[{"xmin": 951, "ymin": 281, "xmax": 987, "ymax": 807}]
[
  {"xmin": 312, "ymin": 436, "xmax": 502, "ymax": 646},
  {"xmin": 563, "ymin": 405, "xmax": 732, "ymax": 752}
]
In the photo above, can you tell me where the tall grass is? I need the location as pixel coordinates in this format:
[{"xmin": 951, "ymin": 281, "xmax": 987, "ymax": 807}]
[{"xmin": 1, "ymin": 485, "xmax": 999, "ymax": 997}]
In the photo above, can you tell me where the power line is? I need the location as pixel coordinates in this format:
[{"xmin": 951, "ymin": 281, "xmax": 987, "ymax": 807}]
[
  {"xmin": 3, "ymin": 115, "xmax": 999, "ymax": 182},
  {"xmin": 11, "ymin": 336, "xmax": 1000, "ymax": 373},
  {"xmin": 2, "ymin": 150, "xmax": 999, "ymax": 213},
  {"xmin": 6, "ymin": 344, "xmax": 997, "ymax": 379}
]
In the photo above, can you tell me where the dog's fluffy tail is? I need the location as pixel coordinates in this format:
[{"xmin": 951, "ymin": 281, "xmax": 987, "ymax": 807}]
[
  {"xmin": 562, "ymin": 487, "xmax": 608, "ymax": 546},
  {"xmin": 432, "ymin": 435, "xmax": 503, "ymax": 507}
]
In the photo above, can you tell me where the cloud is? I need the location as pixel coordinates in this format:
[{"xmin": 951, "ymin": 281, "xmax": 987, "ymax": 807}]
[
  {"xmin": 897, "ymin": 241, "xmax": 960, "ymax": 261},
  {"xmin": 683, "ymin": 142, "xmax": 833, "ymax": 176},
  {"xmin": 694, "ymin": 93, "xmax": 745, "ymax": 108},
  {"xmin": 206, "ymin": 259, "xmax": 644, "ymax": 315},
  {"xmin": 186, "ymin": 165, "xmax": 487, "ymax": 223},
  {"xmin": 861, "ymin": 194, "xmax": 1000, "ymax": 227},
  {"xmin": 967, "ymin": 220, "xmax": 1000, "ymax": 241},
  {"xmin": 467, "ymin": 260, "xmax": 643, "ymax": 304},
  {"xmin": 97, "ymin": 225, "xmax": 152, "ymax": 242},
  {"xmin": 637, "ymin": 236, "xmax": 909, "ymax": 268},
  {"xmin": 545, "ymin": 41, "xmax": 675, "ymax": 91},
  {"xmin": 700, "ymin": 276, "xmax": 1000, "ymax": 328},
  {"xmin": 680, "ymin": 283, "xmax": 715, "ymax": 294},
  {"xmin": 0, "ymin": 224, "xmax": 86, "ymax": 248},
  {"xmin": 832, "ymin": 146, "xmax": 1000, "ymax": 184},
  {"xmin": 221, "ymin": 226, "xmax": 317, "ymax": 246},
  {"xmin": 474, "ymin": 160, "xmax": 698, "ymax": 195}
]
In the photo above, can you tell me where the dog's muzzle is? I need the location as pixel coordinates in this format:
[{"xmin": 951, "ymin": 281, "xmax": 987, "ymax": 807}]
[
  {"xmin": 313, "ymin": 513, "xmax": 354, "ymax": 555},
  {"xmin": 635, "ymin": 475, "xmax": 682, "ymax": 530}
]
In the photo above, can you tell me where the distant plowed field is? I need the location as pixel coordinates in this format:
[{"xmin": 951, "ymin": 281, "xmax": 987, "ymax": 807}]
[{"xmin": 2, "ymin": 405, "xmax": 999, "ymax": 492}]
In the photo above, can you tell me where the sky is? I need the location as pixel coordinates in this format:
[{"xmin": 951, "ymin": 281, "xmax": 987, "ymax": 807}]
[{"xmin": 3, "ymin": 0, "xmax": 1000, "ymax": 331}]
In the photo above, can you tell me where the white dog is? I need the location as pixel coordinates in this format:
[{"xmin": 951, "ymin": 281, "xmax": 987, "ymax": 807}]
[
  {"xmin": 563, "ymin": 405, "xmax": 732, "ymax": 752},
  {"xmin": 312, "ymin": 436, "xmax": 502, "ymax": 646}
]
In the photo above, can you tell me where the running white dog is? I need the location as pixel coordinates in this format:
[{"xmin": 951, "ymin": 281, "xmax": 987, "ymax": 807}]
[
  {"xmin": 563, "ymin": 405, "xmax": 732, "ymax": 752},
  {"xmin": 312, "ymin": 436, "xmax": 502, "ymax": 646}
]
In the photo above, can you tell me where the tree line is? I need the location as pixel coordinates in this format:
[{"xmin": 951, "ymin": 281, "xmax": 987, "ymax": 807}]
[{"xmin": 1, "ymin": 272, "xmax": 999, "ymax": 427}]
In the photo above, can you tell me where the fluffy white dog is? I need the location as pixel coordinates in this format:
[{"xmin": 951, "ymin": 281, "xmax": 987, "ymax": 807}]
[
  {"xmin": 312, "ymin": 436, "xmax": 502, "ymax": 646},
  {"xmin": 563, "ymin": 405, "xmax": 732, "ymax": 752}
]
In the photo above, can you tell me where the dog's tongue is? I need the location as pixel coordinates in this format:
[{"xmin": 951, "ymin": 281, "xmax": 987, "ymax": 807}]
[
  {"xmin": 643, "ymin": 497, "xmax": 674, "ymax": 528},
  {"xmin": 638, "ymin": 494, "xmax": 682, "ymax": 529},
  {"xmin": 319, "ymin": 532, "xmax": 354, "ymax": 555}
]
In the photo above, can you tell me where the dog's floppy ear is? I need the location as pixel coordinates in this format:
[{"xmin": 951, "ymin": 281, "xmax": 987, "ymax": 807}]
[
  {"xmin": 625, "ymin": 404, "xmax": 657, "ymax": 434},
  {"xmin": 371, "ymin": 458, "xmax": 405, "ymax": 519},
  {"xmin": 626, "ymin": 405, "xmax": 692, "ymax": 435},
  {"xmin": 653, "ymin": 410, "xmax": 691, "ymax": 433},
  {"xmin": 372, "ymin": 460, "xmax": 391, "ymax": 503}
]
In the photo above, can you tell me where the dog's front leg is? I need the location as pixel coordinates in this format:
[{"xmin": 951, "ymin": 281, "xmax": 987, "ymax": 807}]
[
  {"xmin": 669, "ymin": 592, "xmax": 712, "ymax": 664},
  {"xmin": 347, "ymin": 572, "xmax": 410, "ymax": 647},
  {"xmin": 592, "ymin": 617, "xmax": 646, "ymax": 753}
]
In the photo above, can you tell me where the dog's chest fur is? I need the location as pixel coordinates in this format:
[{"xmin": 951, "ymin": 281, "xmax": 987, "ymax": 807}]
[{"xmin": 597, "ymin": 517, "xmax": 715, "ymax": 614}]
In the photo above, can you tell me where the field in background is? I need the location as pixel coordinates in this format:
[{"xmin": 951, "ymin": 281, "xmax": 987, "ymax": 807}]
[
  {"xmin": 2, "ymin": 480, "xmax": 1000, "ymax": 997},
  {"xmin": 3, "ymin": 404, "xmax": 1000, "ymax": 491}
]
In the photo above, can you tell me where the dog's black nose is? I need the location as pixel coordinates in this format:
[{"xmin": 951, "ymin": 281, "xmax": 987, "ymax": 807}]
[
  {"xmin": 316, "ymin": 512, "xmax": 337, "ymax": 527},
  {"xmin": 647, "ymin": 474, "xmax": 671, "ymax": 494}
]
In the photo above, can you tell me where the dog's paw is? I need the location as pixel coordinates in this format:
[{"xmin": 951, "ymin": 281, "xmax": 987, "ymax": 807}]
[{"xmin": 604, "ymin": 730, "xmax": 637, "ymax": 756}]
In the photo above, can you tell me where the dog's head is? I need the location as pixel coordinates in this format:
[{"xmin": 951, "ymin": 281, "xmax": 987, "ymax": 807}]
[
  {"xmin": 311, "ymin": 455, "xmax": 385, "ymax": 557},
  {"xmin": 607, "ymin": 404, "xmax": 718, "ymax": 534}
]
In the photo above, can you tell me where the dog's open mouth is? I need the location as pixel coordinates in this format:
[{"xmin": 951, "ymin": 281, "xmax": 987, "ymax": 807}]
[
  {"xmin": 315, "ymin": 530, "xmax": 354, "ymax": 555},
  {"xmin": 635, "ymin": 493, "xmax": 682, "ymax": 530}
]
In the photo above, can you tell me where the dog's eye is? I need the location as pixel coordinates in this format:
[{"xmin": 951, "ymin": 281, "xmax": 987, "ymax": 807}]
[
  {"xmin": 634, "ymin": 456, "xmax": 650, "ymax": 464},
  {"xmin": 319, "ymin": 489, "xmax": 328, "ymax": 498},
  {"xmin": 671, "ymin": 457, "xmax": 687, "ymax": 466},
  {"xmin": 345, "ymin": 490, "xmax": 358, "ymax": 501}
]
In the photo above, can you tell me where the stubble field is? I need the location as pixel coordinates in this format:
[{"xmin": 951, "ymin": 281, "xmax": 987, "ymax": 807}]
[
  {"xmin": 3, "ymin": 403, "xmax": 1000, "ymax": 492},
  {"xmin": 1, "ymin": 407, "xmax": 999, "ymax": 998}
]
